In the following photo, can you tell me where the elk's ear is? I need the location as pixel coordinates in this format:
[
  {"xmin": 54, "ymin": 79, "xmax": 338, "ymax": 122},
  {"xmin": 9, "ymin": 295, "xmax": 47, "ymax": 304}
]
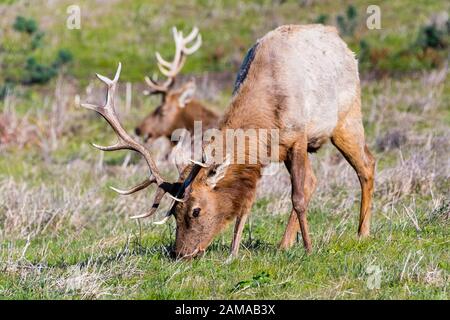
[
  {"xmin": 206, "ymin": 154, "xmax": 231, "ymax": 188},
  {"xmin": 178, "ymin": 82, "xmax": 196, "ymax": 108}
]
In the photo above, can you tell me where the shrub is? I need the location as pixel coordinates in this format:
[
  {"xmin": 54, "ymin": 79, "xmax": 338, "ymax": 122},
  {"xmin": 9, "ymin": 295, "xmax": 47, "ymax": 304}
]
[
  {"xmin": 30, "ymin": 31, "xmax": 45, "ymax": 50},
  {"xmin": 314, "ymin": 14, "xmax": 329, "ymax": 24},
  {"xmin": 336, "ymin": 5, "xmax": 358, "ymax": 36},
  {"xmin": 23, "ymin": 57, "xmax": 58, "ymax": 85},
  {"xmin": 357, "ymin": 39, "xmax": 371, "ymax": 69},
  {"xmin": 53, "ymin": 49, "xmax": 74, "ymax": 68},
  {"xmin": 415, "ymin": 24, "xmax": 448, "ymax": 50},
  {"xmin": 414, "ymin": 12, "xmax": 449, "ymax": 51},
  {"xmin": 0, "ymin": 16, "xmax": 73, "ymax": 98},
  {"xmin": 13, "ymin": 16, "xmax": 38, "ymax": 34}
]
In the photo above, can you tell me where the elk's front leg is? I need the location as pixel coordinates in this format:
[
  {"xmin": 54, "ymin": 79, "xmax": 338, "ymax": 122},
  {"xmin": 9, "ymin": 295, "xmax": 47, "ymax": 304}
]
[
  {"xmin": 287, "ymin": 139, "xmax": 312, "ymax": 253},
  {"xmin": 230, "ymin": 213, "xmax": 248, "ymax": 257}
]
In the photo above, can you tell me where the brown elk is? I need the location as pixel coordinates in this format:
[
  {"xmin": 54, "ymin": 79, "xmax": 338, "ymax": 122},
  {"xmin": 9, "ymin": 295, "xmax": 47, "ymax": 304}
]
[
  {"xmin": 82, "ymin": 24, "xmax": 375, "ymax": 260},
  {"xmin": 135, "ymin": 27, "xmax": 219, "ymax": 144}
]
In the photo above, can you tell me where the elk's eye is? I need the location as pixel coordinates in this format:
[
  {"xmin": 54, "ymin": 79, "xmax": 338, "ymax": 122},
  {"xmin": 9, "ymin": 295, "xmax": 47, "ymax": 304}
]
[{"xmin": 192, "ymin": 208, "xmax": 201, "ymax": 218}]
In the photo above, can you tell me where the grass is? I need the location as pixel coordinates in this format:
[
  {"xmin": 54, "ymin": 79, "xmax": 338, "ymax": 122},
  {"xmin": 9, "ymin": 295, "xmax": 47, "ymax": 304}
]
[
  {"xmin": 1, "ymin": 0, "xmax": 449, "ymax": 85},
  {"xmin": 0, "ymin": 0, "xmax": 449, "ymax": 300},
  {"xmin": 0, "ymin": 188, "xmax": 448, "ymax": 299},
  {"xmin": 0, "ymin": 70, "xmax": 449, "ymax": 299},
  {"xmin": 0, "ymin": 206, "xmax": 448, "ymax": 299}
]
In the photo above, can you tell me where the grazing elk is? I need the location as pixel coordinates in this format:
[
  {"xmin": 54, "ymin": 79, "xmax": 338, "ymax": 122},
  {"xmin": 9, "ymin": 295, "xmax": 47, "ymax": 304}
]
[
  {"xmin": 135, "ymin": 27, "xmax": 219, "ymax": 144},
  {"xmin": 82, "ymin": 24, "xmax": 375, "ymax": 260}
]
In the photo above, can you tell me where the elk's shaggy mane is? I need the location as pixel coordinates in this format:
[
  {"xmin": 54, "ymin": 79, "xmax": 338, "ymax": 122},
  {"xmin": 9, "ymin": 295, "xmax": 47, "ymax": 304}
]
[{"xmin": 233, "ymin": 42, "xmax": 259, "ymax": 96}]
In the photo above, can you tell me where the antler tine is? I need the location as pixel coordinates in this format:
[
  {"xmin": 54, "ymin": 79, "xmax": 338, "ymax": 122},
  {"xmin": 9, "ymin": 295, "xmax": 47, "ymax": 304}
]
[
  {"xmin": 183, "ymin": 27, "xmax": 199, "ymax": 44},
  {"xmin": 153, "ymin": 210, "xmax": 172, "ymax": 225},
  {"xmin": 178, "ymin": 26, "xmax": 202, "ymax": 56},
  {"xmin": 91, "ymin": 141, "xmax": 126, "ymax": 152},
  {"xmin": 157, "ymin": 58, "xmax": 186, "ymax": 78},
  {"xmin": 144, "ymin": 76, "xmax": 172, "ymax": 94},
  {"xmin": 144, "ymin": 26, "xmax": 201, "ymax": 96},
  {"xmin": 95, "ymin": 62, "xmax": 122, "ymax": 108},
  {"xmin": 183, "ymin": 34, "xmax": 202, "ymax": 55},
  {"xmin": 129, "ymin": 187, "xmax": 167, "ymax": 219},
  {"xmin": 189, "ymin": 159, "xmax": 209, "ymax": 168},
  {"xmin": 109, "ymin": 176, "xmax": 156, "ymax": 195},
  {"xmin": 157, "ymin": 29, "xmax": 184, "ymax": 77},
  {"xmin": 155, "ymin": 51, "xmax": 174, "ymax": 69},
  {"xmin": 82, "ymin": 63, "xmax": 184, "ymax": 220}
]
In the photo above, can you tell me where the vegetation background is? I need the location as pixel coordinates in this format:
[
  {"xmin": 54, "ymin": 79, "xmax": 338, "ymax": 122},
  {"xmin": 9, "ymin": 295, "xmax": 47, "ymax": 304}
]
[{"xmin": 0, "ymin": 0, "xmax": 449, "ymax": 299}]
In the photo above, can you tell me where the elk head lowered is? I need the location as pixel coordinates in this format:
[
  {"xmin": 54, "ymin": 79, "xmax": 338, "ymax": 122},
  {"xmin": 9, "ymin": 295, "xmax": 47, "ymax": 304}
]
[
  {"xmin": 172, "ymin": 156, "xmax": 261, "ymax": 258},
  {"xmin": 135, "ymin": 27, "xmax": 218, "ymax": 143}
]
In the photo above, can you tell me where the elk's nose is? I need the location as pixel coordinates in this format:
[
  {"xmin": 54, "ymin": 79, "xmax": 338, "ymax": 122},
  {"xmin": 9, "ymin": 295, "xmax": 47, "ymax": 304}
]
[{"xmin": 134, "ymin": 127, "xmax": 141, "ymax": 136}]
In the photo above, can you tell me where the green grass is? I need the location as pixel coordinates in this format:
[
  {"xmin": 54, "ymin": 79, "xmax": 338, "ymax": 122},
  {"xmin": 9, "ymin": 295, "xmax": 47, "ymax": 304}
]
[
  {"xmin": 1, "ymin": 199, "xmax": 448, "ymax": 299},
  {"xmin": 0, "ymin": 0, "xmax": 449, "ymax": 300},
  {"xmin": 1, "ymin": 0, "xmax": 449, "ymax": 86}
]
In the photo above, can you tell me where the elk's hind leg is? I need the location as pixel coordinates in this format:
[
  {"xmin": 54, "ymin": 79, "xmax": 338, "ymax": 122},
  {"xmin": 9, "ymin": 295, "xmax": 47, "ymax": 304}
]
[
  {"xmin": 282, "ymin": 138, "xmax": 313, "ymax": 253},
  {"xmin": 331, "ymin": 117, "xmax": 375, "ymax": 237},
  {"xmin": 280, "ymin": 155, "xmax": 316, "ymax": 250}
]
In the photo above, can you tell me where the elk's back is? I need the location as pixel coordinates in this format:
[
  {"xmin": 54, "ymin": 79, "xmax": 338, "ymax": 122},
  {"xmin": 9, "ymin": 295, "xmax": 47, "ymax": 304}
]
[{"xmin": 230, "ymin": 24, "xmax": 360, "ymax": 147}]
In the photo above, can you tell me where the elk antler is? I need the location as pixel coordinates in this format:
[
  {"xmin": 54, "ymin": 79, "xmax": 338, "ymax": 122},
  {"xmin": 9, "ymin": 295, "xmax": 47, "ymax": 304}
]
[
  {"xmin": 144, "ymin": 27, "xmax": 202, "ymax": 96},
  {"xmin": 82, "ymin": 63, "xmax": 184, "ymax": 220}
]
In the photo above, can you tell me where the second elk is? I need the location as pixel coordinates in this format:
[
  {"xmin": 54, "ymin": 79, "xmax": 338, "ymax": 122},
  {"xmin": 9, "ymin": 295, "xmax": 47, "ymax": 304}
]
[{"xmin": 135, "ymin": 27, "xmax": 219, "ymax": 145}]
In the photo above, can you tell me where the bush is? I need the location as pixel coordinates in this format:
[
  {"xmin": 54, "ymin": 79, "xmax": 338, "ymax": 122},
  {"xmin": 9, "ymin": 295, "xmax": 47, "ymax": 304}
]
[
  {"xmin": 314, "ymin": 14, "xmax": 329, "ymax": 24},
  {"xmin": 0, "ymin": 16, "xmax": 73, "ymax": 98},
  {"xmin": 53, "ymin": 49, "xmax": 74, "ymax": 68},
  {"xmin": 23, "ymin": 57, "xmax": 58, "ymax": 85},
  {"xmin": 336, "ymin": 5, "xmax": 358, "ymax": 36},
  {"xmin": 358, "ymin": 39, "xmax": 371, "ymax": 64},
  {"xmin": 30, "ymin": 31, "xmax": 45, "ymax": 50},
  {"xmin": 13, "ymin": 16, "xmax": 38, "ymax": 34},
  {"xmin": 415, "ymin": 24, "xmax": 448, "ymax": 50},
  {"xmin": 414, "ymin": 12, "xmax": 449, "ymax": 51}
]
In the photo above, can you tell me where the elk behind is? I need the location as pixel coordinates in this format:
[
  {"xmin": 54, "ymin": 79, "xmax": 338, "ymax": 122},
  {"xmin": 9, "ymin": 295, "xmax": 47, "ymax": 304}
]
[
  {"xmin": 82, "ymin": 24, "xmax": 375, "ymax": 260},
  {"xmin": 135, "ymin": 27, "xmax": 219, "ymax": 143}
]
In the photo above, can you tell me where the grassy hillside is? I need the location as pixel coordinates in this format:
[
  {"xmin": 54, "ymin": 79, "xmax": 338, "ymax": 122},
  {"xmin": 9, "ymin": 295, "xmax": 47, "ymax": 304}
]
[
  {"xmin": 0, "ymin": 0, "xmax": 449, "ymax": 299},
  {"xmin": 1, "ymin": 0, "xmax": 449, "ymax": 84}
]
